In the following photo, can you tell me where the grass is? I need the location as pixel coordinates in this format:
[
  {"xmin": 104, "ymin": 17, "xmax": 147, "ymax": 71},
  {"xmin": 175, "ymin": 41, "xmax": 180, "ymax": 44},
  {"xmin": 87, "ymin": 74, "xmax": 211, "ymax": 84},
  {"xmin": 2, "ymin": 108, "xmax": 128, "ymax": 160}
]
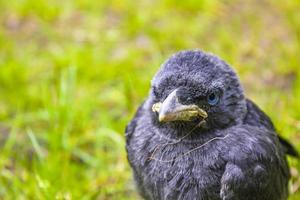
[{"xmin": 0, "ymin": 0, "xmax": 300, "ymax": 199}]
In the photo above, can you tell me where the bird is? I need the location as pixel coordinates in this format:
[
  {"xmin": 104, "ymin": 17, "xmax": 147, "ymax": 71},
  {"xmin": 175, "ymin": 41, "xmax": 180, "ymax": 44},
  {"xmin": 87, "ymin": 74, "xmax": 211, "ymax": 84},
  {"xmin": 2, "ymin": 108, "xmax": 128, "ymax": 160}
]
[{"xmin": 125, "ymin": 50, "xmax": 297, "ymax": 200}]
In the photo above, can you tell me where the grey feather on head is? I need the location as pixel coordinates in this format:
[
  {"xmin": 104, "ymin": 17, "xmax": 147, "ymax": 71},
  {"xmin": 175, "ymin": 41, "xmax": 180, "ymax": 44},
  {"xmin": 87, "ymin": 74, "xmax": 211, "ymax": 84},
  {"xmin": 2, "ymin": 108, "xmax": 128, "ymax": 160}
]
[{"xmin": 150, "ymin": 50, "xmax": 247, "ymax": 130}]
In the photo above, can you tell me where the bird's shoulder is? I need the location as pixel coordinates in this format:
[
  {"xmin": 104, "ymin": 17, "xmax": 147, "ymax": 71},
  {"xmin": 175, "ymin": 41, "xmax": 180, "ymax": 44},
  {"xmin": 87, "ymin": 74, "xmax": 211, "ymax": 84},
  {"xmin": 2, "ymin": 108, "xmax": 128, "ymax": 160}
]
[
  {"xmin": 223, "ymin": 125, "xmax": 284, "ymax": 163},
  {"xmin": 220, "ymin": 125, "xmax": 290, "ymax": 200},
  {"xmin": 125, "ymin": 100, "xmax": 146, "ymax": 141},
  {"xmin": 243, "ymin": 98, "xmax": 275, "ymax": 130},
  {"xmin": 220, "ymin": 159, "xmax": 289, "ymax": 200},
  {"xmin": 244, "ymin": 98, "xmax": 299, "ymax": 157}
]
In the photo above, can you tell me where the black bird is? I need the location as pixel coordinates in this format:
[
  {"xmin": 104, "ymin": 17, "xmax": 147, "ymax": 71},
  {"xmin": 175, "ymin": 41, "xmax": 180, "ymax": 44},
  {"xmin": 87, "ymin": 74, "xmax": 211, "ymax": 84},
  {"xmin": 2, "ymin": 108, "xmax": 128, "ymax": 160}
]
[{"xmin": 126, "ymin": 50, "xmax": 297, "ymax": 200}]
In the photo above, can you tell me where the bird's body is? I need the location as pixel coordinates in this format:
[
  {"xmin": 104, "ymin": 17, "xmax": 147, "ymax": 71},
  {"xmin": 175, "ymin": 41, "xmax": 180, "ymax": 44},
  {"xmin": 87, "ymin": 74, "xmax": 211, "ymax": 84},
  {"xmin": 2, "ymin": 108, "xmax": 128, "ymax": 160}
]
[{"xmin": 126, "ymin": 50, "xmax": 292, "ymax": 200}]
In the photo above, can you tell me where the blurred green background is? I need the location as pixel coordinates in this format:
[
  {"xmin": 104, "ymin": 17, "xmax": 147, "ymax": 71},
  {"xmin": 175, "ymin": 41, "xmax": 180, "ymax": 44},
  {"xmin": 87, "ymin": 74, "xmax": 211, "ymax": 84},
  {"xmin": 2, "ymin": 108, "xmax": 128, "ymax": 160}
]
[{"xmin": 0, "ymin": 0, "xmax": 300, "ymax": 199}]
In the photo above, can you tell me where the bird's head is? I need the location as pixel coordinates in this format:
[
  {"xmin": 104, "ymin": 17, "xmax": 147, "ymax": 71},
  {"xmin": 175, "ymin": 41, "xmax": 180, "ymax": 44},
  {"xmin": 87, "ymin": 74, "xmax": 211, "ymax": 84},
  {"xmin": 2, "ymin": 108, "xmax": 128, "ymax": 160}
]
[{"xmin": 150, "ymin": 50, "xmax": 247, "ymax": 131}]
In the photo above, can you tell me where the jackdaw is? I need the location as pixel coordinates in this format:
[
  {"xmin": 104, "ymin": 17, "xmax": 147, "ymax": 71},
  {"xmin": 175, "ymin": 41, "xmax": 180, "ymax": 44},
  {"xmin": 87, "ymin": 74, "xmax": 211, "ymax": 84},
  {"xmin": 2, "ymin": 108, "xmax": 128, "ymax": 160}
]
[{"xmin": 126, "ymin": 50, "xmax": 297, "ymax": 200}]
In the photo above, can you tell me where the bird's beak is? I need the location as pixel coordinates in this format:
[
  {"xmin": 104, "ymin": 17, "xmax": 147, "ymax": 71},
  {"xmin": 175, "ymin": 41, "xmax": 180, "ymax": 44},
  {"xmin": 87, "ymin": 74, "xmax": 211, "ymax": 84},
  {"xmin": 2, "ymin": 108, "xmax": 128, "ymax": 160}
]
[{"xmin": 152, "ymin": 89, "xmax": 208, "ymax": 122}]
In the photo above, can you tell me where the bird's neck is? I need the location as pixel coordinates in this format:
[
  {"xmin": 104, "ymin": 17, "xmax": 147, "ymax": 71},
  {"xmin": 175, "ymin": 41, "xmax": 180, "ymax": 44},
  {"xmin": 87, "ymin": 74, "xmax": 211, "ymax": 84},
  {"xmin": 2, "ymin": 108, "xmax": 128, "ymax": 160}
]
[{"xmin": 154, "ymin": 122, "xmax": 224, "ymax": 143}]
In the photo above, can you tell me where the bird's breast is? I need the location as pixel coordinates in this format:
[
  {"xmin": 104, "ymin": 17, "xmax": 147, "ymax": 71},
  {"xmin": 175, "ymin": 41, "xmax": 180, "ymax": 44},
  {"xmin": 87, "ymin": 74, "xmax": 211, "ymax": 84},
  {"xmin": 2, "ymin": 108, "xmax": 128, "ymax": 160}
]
[{"xmin": 129, "ymin": 128, "xmax": 227, "ymax": 199}]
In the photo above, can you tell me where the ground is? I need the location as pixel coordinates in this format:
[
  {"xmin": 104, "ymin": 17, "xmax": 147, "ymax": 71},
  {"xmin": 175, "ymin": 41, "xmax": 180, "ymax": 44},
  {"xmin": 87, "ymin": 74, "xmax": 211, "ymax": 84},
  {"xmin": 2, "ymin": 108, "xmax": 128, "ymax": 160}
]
[{"xmin": 0, "ymin": 0, "xmax": 300, "ymax": 199}]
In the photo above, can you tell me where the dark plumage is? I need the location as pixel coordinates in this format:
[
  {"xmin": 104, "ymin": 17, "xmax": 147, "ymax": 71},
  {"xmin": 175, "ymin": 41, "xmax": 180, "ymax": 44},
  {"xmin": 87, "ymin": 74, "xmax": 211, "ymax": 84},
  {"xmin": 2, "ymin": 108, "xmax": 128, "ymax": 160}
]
[{"xmin": 126, "ymin": 50, "xmax": 296, "ymax": 200}]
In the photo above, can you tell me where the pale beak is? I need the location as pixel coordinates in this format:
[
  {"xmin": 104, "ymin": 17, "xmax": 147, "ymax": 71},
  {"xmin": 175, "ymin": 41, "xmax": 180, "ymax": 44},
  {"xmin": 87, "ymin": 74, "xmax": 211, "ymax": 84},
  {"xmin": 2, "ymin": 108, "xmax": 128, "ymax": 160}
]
[{"xmin": 152, "ymin": 89, "xmax": 208, "ymax": 122}]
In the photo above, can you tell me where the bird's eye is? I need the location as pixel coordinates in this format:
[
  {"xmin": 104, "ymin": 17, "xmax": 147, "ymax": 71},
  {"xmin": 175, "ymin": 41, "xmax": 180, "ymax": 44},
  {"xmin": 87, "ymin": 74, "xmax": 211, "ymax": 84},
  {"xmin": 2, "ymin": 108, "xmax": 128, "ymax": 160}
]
[{"xmin": 207, "ymin": 92, "xmax": 220, "ymax": 106}]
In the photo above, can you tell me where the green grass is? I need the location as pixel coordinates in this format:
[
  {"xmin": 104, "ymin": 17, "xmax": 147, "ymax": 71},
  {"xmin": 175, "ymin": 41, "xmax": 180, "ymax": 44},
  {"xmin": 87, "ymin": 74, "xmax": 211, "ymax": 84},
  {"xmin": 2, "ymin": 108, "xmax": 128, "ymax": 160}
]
[{"xmin": 0, "ymin": 0, "xmax": 300, "ymax": 199}]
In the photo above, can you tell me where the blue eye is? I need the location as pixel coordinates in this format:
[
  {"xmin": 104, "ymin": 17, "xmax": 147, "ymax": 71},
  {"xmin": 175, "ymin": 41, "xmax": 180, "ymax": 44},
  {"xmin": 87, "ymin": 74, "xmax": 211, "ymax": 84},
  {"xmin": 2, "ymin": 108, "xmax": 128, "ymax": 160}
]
[{"xmin": 207, "ymin": 92, "xmax": 220, "ymax": 105}]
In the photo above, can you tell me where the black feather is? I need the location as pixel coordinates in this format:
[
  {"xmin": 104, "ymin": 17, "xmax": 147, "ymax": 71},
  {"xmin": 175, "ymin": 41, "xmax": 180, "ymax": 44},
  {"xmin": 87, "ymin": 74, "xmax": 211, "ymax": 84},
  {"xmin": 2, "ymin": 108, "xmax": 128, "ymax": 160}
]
[
  {"xmin": 126, "ymin": 50, "xmax": 292, "ymax": 200},
  {"xmin": 244, "ymin": 99, "xmax": 298, "ymax": 157}
]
